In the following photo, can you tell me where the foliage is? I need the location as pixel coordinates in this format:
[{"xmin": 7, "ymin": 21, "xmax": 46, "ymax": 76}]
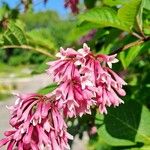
[
  {"xmin": 0, "ymin": 6, "xmax": 74, "ymax": 68},
  {"xmin": 0, "ymin": 0, "xmax": 150, "ymax": 150}
]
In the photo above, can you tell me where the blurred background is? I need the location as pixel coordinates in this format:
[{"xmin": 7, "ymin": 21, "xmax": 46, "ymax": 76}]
[
  {"xmin": 0, "ymin": 0, "xmax": 150, "ymax": 150},
  {"xmin": 0, "ymin": 0, "xmax": 78, "ymax": 96}
]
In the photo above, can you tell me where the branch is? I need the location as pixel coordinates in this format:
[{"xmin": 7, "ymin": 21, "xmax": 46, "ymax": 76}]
[
  {"xmin": 0, "ymin": 45, "xmax": 56, "ymax": 58},
  {"xmin": 109, "ymin": 36, "xmax": 150, "ymax": 55},
  {"xmin": 131, "ymin": 32, "xmax": 143, "ymax": 40}
]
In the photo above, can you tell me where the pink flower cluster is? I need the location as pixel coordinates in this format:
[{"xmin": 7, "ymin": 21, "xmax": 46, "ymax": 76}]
[
  {"xmin": 0, "ymin": 93, "xmax": 73, "ymax": 150},
  {"xmin": 47, "ymin": 43, "xmax": 127, "ymax": 116},
  {"xmin": 0, "ymin": 43, "xmax": 126, "ymax": 149},
  {"xmin": 64, "ymin": 0, "xmax": 79, "ymax": 14}
]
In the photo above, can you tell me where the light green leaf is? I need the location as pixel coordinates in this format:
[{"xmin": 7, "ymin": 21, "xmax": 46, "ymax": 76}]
[
  {"xmin": 78, "ymin": 1, "xmax": 142, "ymax": 32},
  {"xmin": 3, "ymin": 22, "xmax": 27, "ymax": 45},
  {"xmin": 0, "ymin": 3, "xmax": 9, "ymax": 20},
  {"xmin": 118, "ymin": 0, "xmax": 142, "ymax": 30},
  {"xmin": 144, "ymin": 26, "xmax": 150, "ymax": 35},
  {"xmin": 143, "ymin": 0, "xmax": 150, "ymax": 10},
  {"xmin": 131, "ymin": 146, "xmax": 150, "ymax": 150},
  {"xmin": 140, "ymin": 146, "xmax": 150, "ymax": 150},
  {"xmin": 78, "ymin": 7, "xmax": 128, "ymax": 31},
  {"xmin": 103, "ymin": 0, "xmax": 129, "ymax": 6},
  {"xmin": 27, "ymin": 29, "xmax": 56, "ymax": 52},
  {"xmin": 136, "ymin": 0, "xmax": 145, "ymax": 33}
]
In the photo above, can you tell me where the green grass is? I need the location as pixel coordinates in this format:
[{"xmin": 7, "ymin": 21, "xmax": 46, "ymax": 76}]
[
  {"xmin": 0, "ymin": 63, "xmax": 35, "ymax": 77},
  {"xmin": 0, "ymin": 63, "xmax": 36, "ymax": 101},
  {"xmin": 0, "ymin": 93, "xmax": 10, "ymax": 101},
  {"xmin": 0, "ymin": 83, "xmax": 16, "ymax": 101}
]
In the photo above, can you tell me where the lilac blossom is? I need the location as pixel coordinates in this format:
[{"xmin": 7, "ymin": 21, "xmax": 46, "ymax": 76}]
[
  {"xmin": 47, "ymin": 43, "xmax": 126, "ymax": 115},
  {"xmin": 0, "ymin": 93, "xmax": 73, "ymax": 150},
  {"xmin": 78, "ymin": 44, "xmax": 127, "ymax": 113},
  {"xmin": 54, "ymin": 77, "xmax": 96, "ymax": 117}
]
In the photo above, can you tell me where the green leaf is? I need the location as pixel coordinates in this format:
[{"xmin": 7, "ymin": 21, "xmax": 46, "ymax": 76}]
[
  {"xmin": 140, "ymin": 146, "xmax": 150, "ymax": 150},
  {"xmin": 78, "ymin": 7, "xmax": 128, "ymax": 31},
  {"xmin": 27, "ymin": 29, "xmax": 56, "ymax": 52},
  {"xmin": 99, "ymin": 126, "xmax": 135, "ymax": 146},
  {"xmin": 3, "ymin": 22, "xmax": 27, "ymax": 45},
  {"xmin": 103, "ymin": 0, "xmax": 129, "ymax": 7},
  {"xmin": 104, "ymin": 101, "xmax": 142, "ymax": 142},
  {"xmin": 136, "ymin": 0, "xmax": 145, "ymax": 33},
  {"xmin": 118, "ymin": 0, "xmax": 142, "ymax": 30},
  {"xmin": 38, "ymin": 84, "xmax": 57, "ymax": 94},
  {"xmin": 99, "ymin": 29, "xmax": 122, "ymax": 54},
  {"xmin": 0, "ymin": 3, "xmax": 9, "ymax": 20},
  {"xmin": 143, "ymin": 0, "xmax": 150, "ymax": 10},
  {"xmin": 78, "ymin": 2, "xmax": 142, "ymax": 32},
  {"xmin": 98, "ymin": 101, "xmax": 150, "ymax": 146},
  {"xmin": 135, "ymin": 106, "xmax": 150, "ymax": 144},
  {"xmin": 119, "ymin": 45, "xmax": 141, "ymax": 69},
  {"xmin": 84, "ymin": 0, "xmax": 97, "ymax": 9},
  {"xmin": 32, "ymin": 58, "xmax": 50, "ymax": 74},
  {"xmin": 144, "ymin": 26, "xmax": 150, "ymax": 35},
  {"xmin": 68, "ymin": 22, "xmax": 99, "ymax": 42}
]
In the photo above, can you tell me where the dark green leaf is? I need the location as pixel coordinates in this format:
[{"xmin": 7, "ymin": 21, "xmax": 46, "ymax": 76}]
[
  {"xmin": 84, "ymin": 0, "xmax": 97, "ymax": 9},
  {"xmin": 136, "ymin": 106, "xmax": 150, "ymax": 144},
  {"xmin": 99, "ymin": 125, "xmax": 135, "ymax": 146},
  {"xmin": 104, "ymin": 101, "xmax": 142, "ymax": 142},
  {"xmin": 119, "ymin": 45, "xmax": 142, "ymax": 69},
  {"xmin": 98, "ymin": 101, "xmax": 150, "ymax": 146}
]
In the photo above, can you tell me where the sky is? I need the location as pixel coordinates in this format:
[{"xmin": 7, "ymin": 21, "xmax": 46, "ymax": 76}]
[{"xmin": 0, "ymin": 0, "xmax": 69, "ymax": 16}]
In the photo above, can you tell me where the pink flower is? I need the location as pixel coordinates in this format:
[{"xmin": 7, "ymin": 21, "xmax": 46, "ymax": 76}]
[
  {"xmin": 0, "ymin": 93, "xmax": 73, "ymax": 150},
  {"xmin": 64, "ymin": 0, "xmax": 79, "ymax": 14},
  {"xmin": 47, "ymin": 43, "xmax": 126, "ymax": 115},
  {"xmin": 77, "ymin": 44, "xmax": 127, "ymax": 114},
  {"xmin": 55, "ymin": 77, "xmax": 96, "ymax": 117},
  {"xmin": 77, "ymin": 44, "xmax": 102, "ymax": 85},
  {"xmin": 47, "ymin": 47, "xmax": 97, "ymax": 117},
  {"xmin": 96, "ymin": 54, "xmax": 119, "ymax": 68},
  {"xmin": 0, "ymin": 43, "xmax": 127, "ymax": 149},
  {"xmin": 47, "ymin": 47, "xmax": 80, "ymax": 83},
  {"xmin": 95, "ymin": 70, "xmax": 126, "ymax": 114}
]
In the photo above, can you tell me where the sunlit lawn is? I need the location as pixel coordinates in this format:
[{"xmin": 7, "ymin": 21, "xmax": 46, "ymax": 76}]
[
  {"xmin": 0, "ymin": 63, "xmax": 36, "ymax": 101},
  {"xmin": 0, "ymin": 93, "xmax": 10, "ymax": 101},
  {"xmin": 0, "ymin": 63, "xmax": 35, "ymax": 78}
]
